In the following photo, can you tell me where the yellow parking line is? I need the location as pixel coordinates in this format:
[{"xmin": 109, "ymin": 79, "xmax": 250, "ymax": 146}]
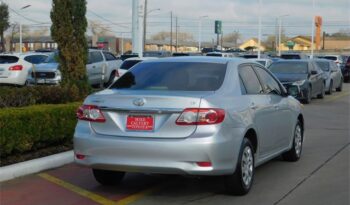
[
  {"xmin": 116, "ymin": 185, "xmax": 162, "ymax": 205},
  {"xmin": 324, "ymin": 91, "xmax": 350, "ymax": 102},
  {"xmin": 38, "ymin": 173, "xmax": 117, "ymax": 205}
]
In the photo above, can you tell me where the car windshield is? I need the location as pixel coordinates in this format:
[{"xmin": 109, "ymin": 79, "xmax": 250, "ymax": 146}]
[
  {"xmin": 315, "ymin": 61, "xmax": 330, "ymax": 71},
  {"xmin": 44, "ymin": 53, "xmax": 58, "ymax": 63},
  {"xmin": 281, "ymin": 54, "xmax": 301, "ymax": 59},
  {"xmin": 120, "ymin": 60, "xmax": 142, "ymax": 70},
  {"xmin": 110, "ymin": 62, "xmax": 227, "ymax": 91},
  {"xmin": 269, "ymin": 62, "xmax": 308, "ymax": 74},
  {"xmin": 320, "ymin": 56, "xmax": 337, "ymax": 61},
  {"xmin": 0, "ymin": 56, "xmax": 19, "ymax": 64}
]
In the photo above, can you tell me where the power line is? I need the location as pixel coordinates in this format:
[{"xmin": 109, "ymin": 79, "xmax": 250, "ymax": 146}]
[
  {"xmin": 87, "ymin": 9, "xmax": 129, "ymax": 29},
  {"xmin": 8, "ymin": 6, "xmax": 49, "ymax": 24}
]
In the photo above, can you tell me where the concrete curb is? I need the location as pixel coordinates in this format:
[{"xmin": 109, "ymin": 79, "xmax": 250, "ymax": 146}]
[{"xmin": 0, "ymin": 150, "xmax": 74, "ymax": 182}]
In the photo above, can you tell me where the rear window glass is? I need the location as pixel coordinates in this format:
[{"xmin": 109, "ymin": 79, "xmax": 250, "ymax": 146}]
[
  {"xmin": 120, "ymin": 60, "xmax": 142, "ymax": 70},
  {"xmin": 269, "ymin": 62, "xmax": 308, "ymax": 74},
  {"xmin": 0, "ymin": 56, "xmax": 19, "ymax": 64},
  {"xmin": 242, "ymin": 55, "xmax": 258, "ymax": 59},
  {"xmin": 24, "ymin": 55, "xmax": 47, "ymax": 64},
  {"xmin": 321, "ymin": 56, "xmax": 337, "ymax": 61},
  {"xmin": 207, "ymin": 53, "xmax": 222, "ymax": 57},
  {"xmin": 281, "ymin": 54, "xmax": 301, "ymax": 59},
  {"xmin": 111, "ymin": 62, "xmax": 227, "ymax": 91},
  {"xmin": 315, "ymin": 61, "xmax": 330, "ymax": 71}
]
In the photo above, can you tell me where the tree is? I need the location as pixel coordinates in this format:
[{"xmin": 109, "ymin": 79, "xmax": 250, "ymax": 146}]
[
  {"xmin": 0, "ymin": 3, "xmax": 10, "ymax": 52},
  {"xmin": 151, "ymin": 31, "xmax": 194, "ymax": 42},
  {"xmin": 223, "ymin": 31, "xmax": 241, "ymax": 47},
  {"xmin": 51, "ymin": 0, "xmax": 89, "ymax": 94}
]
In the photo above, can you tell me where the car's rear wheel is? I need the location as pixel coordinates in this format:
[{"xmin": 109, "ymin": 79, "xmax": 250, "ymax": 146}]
[
  {"xmin": 326, "ymin": 81, "xmax": 333, "ymax": 95},
  {"xmin": 317, "ymin": 83, "xmax": 325, "ymax": 99},
  {"xmin": 336, "ymin": 80, "xmax": 343, "ymax": 92},
  {"xmin": 225, "ymin": 138, "xmax": 254, "ymax": 195},
  {"xmin": 92, "ymin": 169, "xmax": 125, "ymax": 186},
  {"xmin": 282, "ymin": 121, "xmax": 303, "ymax": 162}
]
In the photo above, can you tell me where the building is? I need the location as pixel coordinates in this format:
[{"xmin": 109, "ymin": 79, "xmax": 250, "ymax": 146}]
[{"xmin": 239, "ymin": 38, "xmax": 266, "ymax": 52}]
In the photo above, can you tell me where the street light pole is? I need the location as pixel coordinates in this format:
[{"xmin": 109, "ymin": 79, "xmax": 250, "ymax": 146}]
[
  {"xmin": 142, "ymin": 0, "xmax": 160, "ymax": 52},
  {"xmin": 278, "ymin": 14, "xmax": 289, "ymax": 56},
  {"xmin": 198, "ymin": 15, "xmax": 208, "ymax": 52},
  {"xmin": 257, "ymin": 0, "xmax": 262, "ymax": 59},
  {"xmin": 19, "ymin": 5, "xmax": 31, "ymax": 54}
]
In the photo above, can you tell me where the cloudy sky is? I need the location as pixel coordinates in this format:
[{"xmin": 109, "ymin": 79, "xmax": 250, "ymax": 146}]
[{"xmin": 2, "ymin": 0, "xmax": 350, "ymax": 42}]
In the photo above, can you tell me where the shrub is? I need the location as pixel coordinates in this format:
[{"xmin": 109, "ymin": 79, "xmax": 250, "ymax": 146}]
[
  {"xmin": 0, "ymin": 103, "xmax": 80, "ymax": 157},
  {"xmin": 0, "ymin": 86, "xmax": 88, "ymax": 108}
]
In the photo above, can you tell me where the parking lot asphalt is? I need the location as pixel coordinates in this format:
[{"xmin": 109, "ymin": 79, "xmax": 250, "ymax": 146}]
[{"xmin": 1, "ymin": 84, "xmax": 349, "ymax": 205}]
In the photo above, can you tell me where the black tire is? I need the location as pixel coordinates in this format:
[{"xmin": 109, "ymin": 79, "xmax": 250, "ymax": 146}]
[
  {"xmin": 317, "ymin": 83, "xmax": 325, "ymax": 99},
  {"xmin": 92, "ymin": 169, "xmax": 125, "ymax": 186},
  {"xmin": 336, "ymin": 80, "xmax": 343, "ymax": 92},
  {"xmin": 303, "ymin": 87, "xmax": 312, "ymax": 104},
  {"xmin": 326, "ymin": 81, "xmax": 333, "ymax": 95},
  {"xmin": 282, "ymin": 121, "xmax": 303, "ymax": 162},
  {"xmin": 225, "ymin": 138, "xmax": 255, "ymax": 196}
]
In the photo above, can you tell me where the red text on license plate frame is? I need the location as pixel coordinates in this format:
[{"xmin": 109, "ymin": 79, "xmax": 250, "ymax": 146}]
[{"xmin": 126, "ymin": 115, "xmax": 154, "ymax": 131}]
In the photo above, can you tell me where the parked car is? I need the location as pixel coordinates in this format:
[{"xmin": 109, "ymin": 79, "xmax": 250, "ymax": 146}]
[
  {"xmin": 143, "ymin": 51, "xmax": 171, "ymax": 58},
  {"xmin": 280, "ymin": 53, "xmax": 308, "ymax": 60},
  {"xmin": 252, "ymin": 58, "xmax": 273, "ymax": 68},
  {"xmin": 316, "ymin": 54, "xmax": 347, "ymax": 69},
  {"xmin": 118, "ymin": 57, "xmax": 157, "ymax": 77},
  {"xmin": 343, "ymin": 56, "xmax": 350, "ymax": 82},
  {"xmin": 269, "ymin": 60, "xmax": 325, "ymax": 104},
  {"xmin": 74, "ymin": 57, "xmax": 304, "ymax": 196},
  {"xmin": 27, "ymin": 49, "xmax": 122, "ymax": 87},
  {"xmin": 172, "ymin": 52, "xmax": 202, "ymax": 57},
  {"xmin": 314, "ymin": 59, "xmax": 343, "ymax": 94},
  {"xmin": 240, "ymin": 53, "xmax": 270, "ymax": 59},
  {"xmin": 0, "ymin": 53, "xmax": 48, "ymax": 86}
]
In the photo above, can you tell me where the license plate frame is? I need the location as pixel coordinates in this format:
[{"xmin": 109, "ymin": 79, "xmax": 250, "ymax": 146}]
[{"xmin": 126, "ymin": 115, "xmax": 154, "ymax": 131}]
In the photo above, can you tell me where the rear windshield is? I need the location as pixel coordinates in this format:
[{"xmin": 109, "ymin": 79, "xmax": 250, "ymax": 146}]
[
  {"xmin": 281, "ymin": 54, "xmax": 301, "ymax": 59},
  {"xmin": 44, "ymin": 53, "xmax": 58, "ymax": 63},
  {"xmin": 0, "ymin": 56, "xmax": 19, "ymax": 64},
  {"xmin": 111, "ymin": 62, "xmax": 227, "ymax": 91},
  {"xmin": 120, "ymin": 60, "xmax": 142, "ymax": 70},
  {"xmin": 242, "ymin": 55, "xmax": 258, "ymax": 59},
  {"xmin": 207, "ymin": 53, "xmax": 222, "ymax": 57},
  {"xmin": 24, "ymin": 55, "xmax": 47, "ymax": 64},
  {"xmin": 320, "ymin": 56, "xmax": 337, "ymax": 61},
  {"xmin": 269, "ymin": 62, "xmax": 308, "ymax": 74},
  {"xmin": 315, "ymin": 61, "xmax": 330, "ymax": 71}
]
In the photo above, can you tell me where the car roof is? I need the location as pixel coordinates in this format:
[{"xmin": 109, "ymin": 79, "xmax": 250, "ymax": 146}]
[
  {"xmin": 0, "ymin": 52, "xmax": 48, "ymax": 57},
  {"xmin": 141, "ymin": 56, "xmax": 254, "ymax": 65}
]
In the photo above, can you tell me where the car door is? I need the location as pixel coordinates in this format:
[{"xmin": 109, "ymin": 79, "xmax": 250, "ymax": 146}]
[
  {"xmin": 309, "ymin": 62, "xmax": 322, "ymax": 96},
  {"xmin": 87, "ymin": 51, "xmax": 104, "ymax": 85},
  {"xmin": 238, "ymin": 64, "xmax": 276, "ymax": 158},
  {"xmin": 253, "ymin": 65, "xmax": 294, "ymax": 151},
  {"xmin": 330, "ymin": 62, "xmax": 341, "ymax": 86},
  {"xmin": 103, "ymin": 52, "xmax": 121, "ymax": 79}
]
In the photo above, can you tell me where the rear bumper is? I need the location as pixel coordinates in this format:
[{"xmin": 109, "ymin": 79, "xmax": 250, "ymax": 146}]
[
  {"xmin": 74, "ymin": 122, "xmax": 244, "ymax": 176},
  {"xmin": 0, "ymin": 72, "xmax": 26, "ymax": 85}
]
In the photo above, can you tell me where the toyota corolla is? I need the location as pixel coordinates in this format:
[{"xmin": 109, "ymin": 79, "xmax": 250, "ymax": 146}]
[{"xmin": 74, "ymin": 57, "xmax": 304, "ymax": 195}]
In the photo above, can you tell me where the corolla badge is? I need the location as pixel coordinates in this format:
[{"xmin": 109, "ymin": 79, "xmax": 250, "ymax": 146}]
[{"xmin": 133, "ymin": 98, "xmax": 146, "ymax": 106}]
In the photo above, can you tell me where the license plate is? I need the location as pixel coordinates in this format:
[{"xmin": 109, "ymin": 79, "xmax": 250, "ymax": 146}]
[
  {"xmin": 126, "ymin": 115, "xmax": 154, "ymax": 131},
  {"xmin": 36, "ymin": 79, "xmax": 45, "ymax": 84}
]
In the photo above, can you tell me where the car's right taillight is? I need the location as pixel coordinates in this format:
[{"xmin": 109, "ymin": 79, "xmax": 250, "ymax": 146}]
[
  {"xmin": 9, "ymin": 65, "xmax": 23, "ymax": 71},
  {"xmin": 176, "ymin": 108, "xmax": 225, "ymax": 125},
  {"xmin": 76, "ymin": 105, "xmax": 106, "ymax": 122}
]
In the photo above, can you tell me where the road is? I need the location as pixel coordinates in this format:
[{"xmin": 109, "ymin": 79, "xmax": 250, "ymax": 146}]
[{"xmin": 1, "ymin": 84, "xmax": 349, "ymax": 205}]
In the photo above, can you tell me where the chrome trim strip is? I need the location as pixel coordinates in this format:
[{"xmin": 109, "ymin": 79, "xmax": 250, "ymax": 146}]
[{"xmin": 99, "ymin": 106, "xmax": 183, "ymax": 114}]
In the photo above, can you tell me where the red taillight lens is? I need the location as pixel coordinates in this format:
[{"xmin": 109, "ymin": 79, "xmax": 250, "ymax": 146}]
[
  {"xmin": 76, "ymin": 105, "xmax": 106, "ymax": 122},
  {"xmin": 9, "ymin": 65, "xmax": 23, "ymax": 71},
  {"xmin": 196, "ymin": 162, "xmax": 212, "ymax": 167},
  {"xmin": 115, "ymin": 70, "xmax": 120, "ymax": 77},
  {"xmin": 75, "ymin": 154, "xmax": 85, "ymax": 160},
  {"xmin": 176, "ymin": 108, "xmax": 225, "ymax": 125}
]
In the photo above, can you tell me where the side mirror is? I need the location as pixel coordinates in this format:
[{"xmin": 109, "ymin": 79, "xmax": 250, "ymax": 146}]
[
  {"xmin": 287, "ymin": 85, "xmax": 300, "ymax": 97},
  {"xmin": 311, "ymin": 70, "xmax": 318, "ymax": 75}
]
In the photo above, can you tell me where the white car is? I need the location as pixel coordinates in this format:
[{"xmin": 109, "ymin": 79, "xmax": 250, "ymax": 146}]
[
  {"xmin": 0, "ymin": 53, "xmax": 48, "ymax": 86},
  {"xmin": 118, "ymin": 57, "xmax": 158, "ymax": 77}
]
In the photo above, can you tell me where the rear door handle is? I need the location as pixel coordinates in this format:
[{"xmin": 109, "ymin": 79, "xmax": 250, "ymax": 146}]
[
  {"xmin": 250, "ymin": 103, "xmax": 258, "ymax": 110},
  {"xmin": 274, "ymin": 105, "xmax": 280, "ymax": 110}
]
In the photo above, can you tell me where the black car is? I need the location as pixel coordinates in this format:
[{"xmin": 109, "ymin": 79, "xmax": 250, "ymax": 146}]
[
  {"xmin": 343, "ymin": 56, "xmax": 350, "ymax": 82},
  {"xmin": 280, "ymin": 53, "xmax": 308, "ymax": 60},
  {"xmin": 269, "ymin": 60, "xmax": 325, "ymax": 104}
]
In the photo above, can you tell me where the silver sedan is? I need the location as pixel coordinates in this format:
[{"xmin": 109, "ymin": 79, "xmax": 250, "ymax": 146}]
[{"xmin": 74, "ymin": 57, "xmax": 304, "ymax": 195}]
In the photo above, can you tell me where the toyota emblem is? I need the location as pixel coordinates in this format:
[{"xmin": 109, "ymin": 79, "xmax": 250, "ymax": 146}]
[{"xmin": 133, "ymin": 98, "xmax": 146, "ymax": 106}]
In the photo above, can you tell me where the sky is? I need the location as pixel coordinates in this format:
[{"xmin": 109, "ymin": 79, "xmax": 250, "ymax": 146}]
[{"xmin": 2, "ymin": 0, "xmax": 350, "ymax": 42}]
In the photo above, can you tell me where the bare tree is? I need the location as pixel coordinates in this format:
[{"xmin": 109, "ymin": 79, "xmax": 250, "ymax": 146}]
[
  {"xmin": 223, "ymin": 31, "xmax": 241, "ymax": 47},
  {"xmin": 89, "ymin": 20, "xmax": 113, "ymax": 36},
  {"xmin": 151, "ymin": 31, "xmax": 193, "ymax": 42}
]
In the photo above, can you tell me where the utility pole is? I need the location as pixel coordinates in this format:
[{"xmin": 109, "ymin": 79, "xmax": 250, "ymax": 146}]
[
  {"xmin": 278, "ymin": 18, "xmax": 282, "ymax": 56},
  {"xmin": 170, "ymin": 11, "xmax": 173, "ymax": 53},
  {"xmin": 275, "ymin": 18, "xmax": 278, "ymax": 52},
  {"xmin": 175, "ymin": 16, "xmax": 178, "ymax": 52},
  {"xmin": 322, "ymin": 31, "xmax": 325, "ymax": 50},
  {"xmin": 257, "ymin": 0, "xmax": 262, "ymax": 59},
  {"xmin": 143, "ymin": 0, "xmax": 147, "ymax": 52},
  {"xmin": 310, "ymin": 0, "xmax": 316, "ymax": 59}
]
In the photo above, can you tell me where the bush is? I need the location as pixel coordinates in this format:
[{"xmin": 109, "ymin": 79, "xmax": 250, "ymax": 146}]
[
  {"xmin": 0, "ymin": 103, "xmax": 80, "ymax": 157},
  {"xmin": 0, "ymin": 86, "xmax": 88, "ymax": 108}
]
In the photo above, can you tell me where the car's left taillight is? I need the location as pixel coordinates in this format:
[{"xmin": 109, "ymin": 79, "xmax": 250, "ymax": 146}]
[
  {"xmin": 76, "ymin": 105, "xmax": 106, "ymax": 122},
  {"xmin": 176, "ymin": 108, "xmax": 225, "ymax": 125},
  {"xmin": 9, "ymin": 65, "xmax": 23, "ymax": 71}
]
